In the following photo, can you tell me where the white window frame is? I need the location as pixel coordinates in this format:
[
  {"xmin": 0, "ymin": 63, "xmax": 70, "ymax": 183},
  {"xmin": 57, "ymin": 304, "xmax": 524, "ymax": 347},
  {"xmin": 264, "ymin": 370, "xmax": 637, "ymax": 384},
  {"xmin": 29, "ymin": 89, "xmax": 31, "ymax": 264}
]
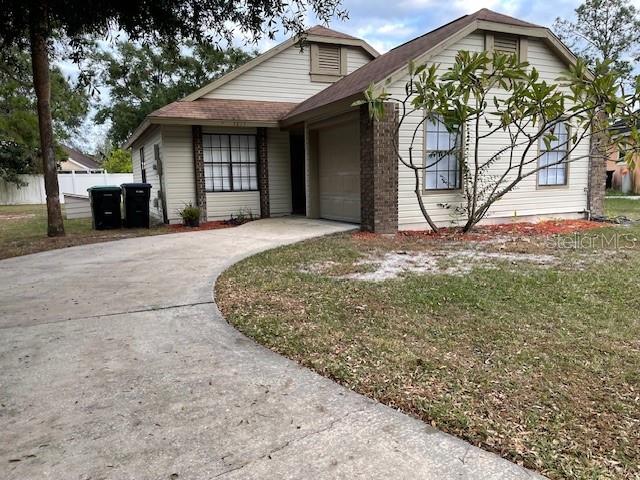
[
  {"xmin": 537, "ymin": 122, "xmax": 570, "ymax": 187},
  {"xmin": 423, "ymin": 115, "xmax": 463, "ymax": 192}
]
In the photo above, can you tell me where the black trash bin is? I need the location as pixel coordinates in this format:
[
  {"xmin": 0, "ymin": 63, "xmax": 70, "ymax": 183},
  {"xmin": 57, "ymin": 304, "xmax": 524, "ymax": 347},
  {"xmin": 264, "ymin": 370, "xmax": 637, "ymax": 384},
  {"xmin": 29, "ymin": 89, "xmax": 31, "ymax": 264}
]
[
  {"xmin": 121, "ymin": 183, "xmax": 152, "ymax": 228},
  {"xmin": 88, "ymin": 186, "xmax": 122, "ymax": 230}
]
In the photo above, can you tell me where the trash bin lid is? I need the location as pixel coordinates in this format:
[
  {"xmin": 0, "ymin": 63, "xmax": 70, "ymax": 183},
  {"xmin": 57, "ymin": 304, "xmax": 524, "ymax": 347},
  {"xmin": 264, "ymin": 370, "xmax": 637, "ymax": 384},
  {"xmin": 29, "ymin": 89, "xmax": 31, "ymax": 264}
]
[
  {"xmin": 121, "ymin": 183, "xmax": 152, "ymax": 189},
  {"xmin": 87, "ymin": 185, "xmax": 122, "ymax": 192}
]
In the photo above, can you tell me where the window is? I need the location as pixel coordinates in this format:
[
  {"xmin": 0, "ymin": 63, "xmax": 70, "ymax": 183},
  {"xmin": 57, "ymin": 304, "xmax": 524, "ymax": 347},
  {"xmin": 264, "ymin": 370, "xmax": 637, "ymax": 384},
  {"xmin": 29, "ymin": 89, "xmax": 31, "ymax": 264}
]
[
  {"xmin": 203, "ymin": 134, "xmax": 258, "ymax": 192},
  {"xmin": 424, "ymin": 115, "xmax": 462, "ymax": 190},
  {"xmin": 538, "ymin": 122, "xmax": 569, "ymax": 186},
  {"xmin": 139, "ymin": 147, "xmax": 146, "ymax": 183}
]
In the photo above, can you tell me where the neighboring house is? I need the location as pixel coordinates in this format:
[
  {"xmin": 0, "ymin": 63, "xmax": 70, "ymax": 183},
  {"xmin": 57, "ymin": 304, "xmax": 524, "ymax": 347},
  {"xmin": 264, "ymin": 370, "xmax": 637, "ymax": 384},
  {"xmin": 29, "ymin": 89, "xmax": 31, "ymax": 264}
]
[
  {"xmin": 607, "ymin": 124, "xmax": 639, "ymax": 193},
  {"xmin": 59, "ymin": 145, "xmax": 104, "ymax": 173},
  {"xmin": 124, "ymin": 10, "xmax": 605, "ymax": 232}
]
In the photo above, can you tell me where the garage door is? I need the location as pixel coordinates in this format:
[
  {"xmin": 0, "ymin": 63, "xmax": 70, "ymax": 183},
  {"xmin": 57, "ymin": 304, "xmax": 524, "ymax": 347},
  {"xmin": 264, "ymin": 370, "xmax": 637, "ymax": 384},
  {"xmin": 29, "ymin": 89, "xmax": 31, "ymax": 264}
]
[{"xmin": 317, "ymin": 121, "xmax": 360, "ymax": 223}]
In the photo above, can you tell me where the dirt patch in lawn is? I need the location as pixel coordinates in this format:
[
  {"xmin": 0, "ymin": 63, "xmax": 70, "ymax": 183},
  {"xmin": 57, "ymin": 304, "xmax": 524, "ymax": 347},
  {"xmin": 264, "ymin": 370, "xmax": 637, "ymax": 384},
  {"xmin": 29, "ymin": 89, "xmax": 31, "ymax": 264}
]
[
  {"xmin": 0, "ymin": 212, "xmax": 37, "ymax": 221},
  {"xmin": 305, "ymin": 249, "xmax": 559, "ymax": 281}
]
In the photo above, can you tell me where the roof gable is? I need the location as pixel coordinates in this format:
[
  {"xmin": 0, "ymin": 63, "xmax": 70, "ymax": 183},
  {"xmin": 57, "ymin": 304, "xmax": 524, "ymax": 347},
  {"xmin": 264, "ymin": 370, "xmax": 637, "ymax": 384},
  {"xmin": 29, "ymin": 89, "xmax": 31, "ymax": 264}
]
[
  {"xmin": 183, "ymin": 26, "xmax": 378, "ymax": 102},
  {"xmin": 61, "ymin": 145, "xmax": 101, "ymax": 170},
  {"xmin": 283, "ymin": 9, "xmax": 575, "ymax": 123}
]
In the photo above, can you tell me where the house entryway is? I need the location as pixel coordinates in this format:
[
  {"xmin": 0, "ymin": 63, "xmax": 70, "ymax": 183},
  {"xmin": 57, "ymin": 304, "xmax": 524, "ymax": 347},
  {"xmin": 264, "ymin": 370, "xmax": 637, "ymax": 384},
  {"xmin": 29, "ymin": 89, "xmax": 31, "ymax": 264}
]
[{"xmin": 290, "ymin": 132, "xmax": 306, "ymax": 215}]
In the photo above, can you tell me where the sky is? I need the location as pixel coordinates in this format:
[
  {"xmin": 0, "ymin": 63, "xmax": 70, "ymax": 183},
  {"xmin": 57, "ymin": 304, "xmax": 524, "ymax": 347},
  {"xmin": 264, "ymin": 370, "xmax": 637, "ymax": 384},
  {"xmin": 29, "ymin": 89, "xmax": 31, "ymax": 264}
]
[
  {"xmin": 69, "ymin": 0, "xmax": 640, "ymax": 152},
  {"xmin": 253, "ymin": 0, "xmax": 585, "ymax": 54}
]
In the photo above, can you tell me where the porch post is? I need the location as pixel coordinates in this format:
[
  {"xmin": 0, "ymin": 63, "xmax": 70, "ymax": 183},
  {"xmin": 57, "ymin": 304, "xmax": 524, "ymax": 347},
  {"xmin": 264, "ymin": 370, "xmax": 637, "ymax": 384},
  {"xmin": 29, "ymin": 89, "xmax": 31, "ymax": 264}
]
[
  {"xmin": 257, "ymin": 127, "xmax": 270, "ymax": 218},
  {"xmin": 360, "ymin": 102, "xmax": 398, "ymax": 233},
  {"xmin": 304, "ymin": 125, "xmax": 320, "ymax": 218},
  {"xmin": 192, "ymin": 125, "xmax": 207, "ymax": 221}
]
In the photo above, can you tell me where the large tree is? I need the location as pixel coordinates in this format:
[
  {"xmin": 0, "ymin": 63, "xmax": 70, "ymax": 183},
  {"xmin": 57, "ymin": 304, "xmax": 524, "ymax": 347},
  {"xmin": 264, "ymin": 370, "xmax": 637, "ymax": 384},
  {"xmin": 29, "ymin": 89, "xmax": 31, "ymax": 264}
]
[
  {"xmin": 93, "ymin": 41, "xmax": 254, "ymax": 145},
  {"xmin": 0, "ymin": 49, "xmax": 89, "ymax": 185},
  {"xmin": 0, "ymin": 0, "xmax": 346, "ymax": 236},
  {"xmin": 553, "ymin": 0, "xmax": 640, "ymax": 77}
]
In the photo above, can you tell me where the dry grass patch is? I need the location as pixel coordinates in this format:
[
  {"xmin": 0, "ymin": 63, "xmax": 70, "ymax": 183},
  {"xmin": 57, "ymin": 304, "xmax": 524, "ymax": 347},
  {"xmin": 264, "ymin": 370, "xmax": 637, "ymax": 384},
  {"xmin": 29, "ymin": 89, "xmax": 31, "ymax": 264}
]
[
  {"xmin": 217, "ymin": 219, "xmax": 640, "ymax": 480},
  {"xmin": 0, "ymin": 204, "xmax": 173, "ymax": 259}
]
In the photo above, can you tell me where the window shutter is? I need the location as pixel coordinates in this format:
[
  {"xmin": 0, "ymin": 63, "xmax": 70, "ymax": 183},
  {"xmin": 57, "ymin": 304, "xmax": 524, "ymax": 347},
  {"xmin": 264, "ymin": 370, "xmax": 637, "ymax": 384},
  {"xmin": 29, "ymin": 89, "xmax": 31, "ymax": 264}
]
[
  {"xmin": 317, "ymin": 44, "xmax": 341, "ymax": 73},
  {"xmin": 494, "ymin": 35, "xmax": 519, "ymax": 56}
]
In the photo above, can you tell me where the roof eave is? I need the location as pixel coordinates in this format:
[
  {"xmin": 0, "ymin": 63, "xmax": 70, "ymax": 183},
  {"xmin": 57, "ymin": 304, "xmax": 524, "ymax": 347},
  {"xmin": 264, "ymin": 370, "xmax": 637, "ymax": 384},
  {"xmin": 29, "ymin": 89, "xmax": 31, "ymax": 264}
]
[
  {"xmin": 280, "ymin": 93, "xmax": 363, "ymax": 127},
  {"xmin": 123, "ymin": 116, "xmax": 283, "ymax": 148},
  {"xmin": 305, "ymin": 34, "xmax": 379, "ymax": 57}
]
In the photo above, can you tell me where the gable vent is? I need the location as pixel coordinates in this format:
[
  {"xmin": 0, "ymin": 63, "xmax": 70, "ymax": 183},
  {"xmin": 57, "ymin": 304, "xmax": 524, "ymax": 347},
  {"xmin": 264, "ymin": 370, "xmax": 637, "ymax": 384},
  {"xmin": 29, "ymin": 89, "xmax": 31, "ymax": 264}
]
[
  {"xmin": 317, "ymin": 44, "xmax": 341, "ymax": 72},
  {"xmin": 494, "ymin": 34, "xmax": 519, "ymax": 56}
]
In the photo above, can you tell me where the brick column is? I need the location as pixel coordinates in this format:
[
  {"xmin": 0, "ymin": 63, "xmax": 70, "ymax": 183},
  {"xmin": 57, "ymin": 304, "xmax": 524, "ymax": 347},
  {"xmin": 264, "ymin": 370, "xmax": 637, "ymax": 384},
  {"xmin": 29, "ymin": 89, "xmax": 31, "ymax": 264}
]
[
  {"xmin": 192, "ymin": 125, "xmax": 207, "ymax": 221},
  {"xmin": 360, "ymin": 103, "xmax": 398, "ymax": 233},
  {"xmin": 257, "ymin": 127, "xmax": 270, "ymax": 218},
  {"xmin": 588, "ymin": 112, "xmax": 607, "ymax": 217}
]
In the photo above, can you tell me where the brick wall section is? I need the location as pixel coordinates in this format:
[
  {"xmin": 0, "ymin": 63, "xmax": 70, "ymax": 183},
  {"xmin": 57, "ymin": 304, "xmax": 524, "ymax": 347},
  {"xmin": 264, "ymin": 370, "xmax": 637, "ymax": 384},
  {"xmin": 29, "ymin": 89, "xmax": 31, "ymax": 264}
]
[
  {"xmin": 257, "ymin": 127, "xmax": 270, "ymax": 218},
  {"xmin": 191, "ymin": 125, "xmax": 207, "ymax": 221},
  {"xmin": 588, "ymin": 112, "xmax": 607, "ymax": 217},
  {"xmin": 360, "ymin": 103, "xmax": 399, "ymax": 233}
]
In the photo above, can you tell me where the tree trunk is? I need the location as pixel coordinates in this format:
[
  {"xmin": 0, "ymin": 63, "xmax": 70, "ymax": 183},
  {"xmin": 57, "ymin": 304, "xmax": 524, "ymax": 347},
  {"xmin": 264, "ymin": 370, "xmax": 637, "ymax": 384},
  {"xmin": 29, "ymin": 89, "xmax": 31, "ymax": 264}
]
[{"xmin": 30, "ymin": 1, "xmax": 65, "ymax": 237}]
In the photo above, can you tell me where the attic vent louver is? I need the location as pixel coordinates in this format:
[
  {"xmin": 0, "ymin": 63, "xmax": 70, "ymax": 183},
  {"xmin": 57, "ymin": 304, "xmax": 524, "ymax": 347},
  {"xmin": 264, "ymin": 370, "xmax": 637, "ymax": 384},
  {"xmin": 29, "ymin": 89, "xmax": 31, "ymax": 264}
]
[
  {"xmin": 318, "ymin": 45, "xmax": 341, "ymax": 72},
  {"xmin": 494, "ymin": 34, "xmax": 519, "ymax": 56},
  {"xmin": 310, "ymin": 43, "xmax": 346, "ymax": 82}
]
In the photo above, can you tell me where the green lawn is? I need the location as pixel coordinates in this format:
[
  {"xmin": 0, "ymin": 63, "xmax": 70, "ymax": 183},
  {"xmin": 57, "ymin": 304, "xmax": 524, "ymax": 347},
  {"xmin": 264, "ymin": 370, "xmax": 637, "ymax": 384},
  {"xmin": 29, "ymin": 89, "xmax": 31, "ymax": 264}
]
[
  {"xmin": 605, "ymin": 197, "xmax": 640, "ymax": 219},
  {"xmin": 217, "ymin": 202, "xmax": 640, "ymax": 480},
  {"xmin": 0, "ymin": 204, "xmax": 169, "ymax": 259}
]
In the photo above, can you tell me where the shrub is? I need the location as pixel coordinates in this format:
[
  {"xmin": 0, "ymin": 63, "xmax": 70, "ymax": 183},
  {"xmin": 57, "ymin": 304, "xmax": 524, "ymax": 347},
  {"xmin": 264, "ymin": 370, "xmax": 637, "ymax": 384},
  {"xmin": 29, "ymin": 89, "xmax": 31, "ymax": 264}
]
[{"xmin": 178, "ymin": 202, "xmax": 200, "ymax": 227}]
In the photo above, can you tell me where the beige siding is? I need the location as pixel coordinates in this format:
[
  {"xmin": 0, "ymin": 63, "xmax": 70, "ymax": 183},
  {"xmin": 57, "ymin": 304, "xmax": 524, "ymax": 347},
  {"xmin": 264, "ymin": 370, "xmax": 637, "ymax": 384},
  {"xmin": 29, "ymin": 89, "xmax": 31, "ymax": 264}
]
[
  {"xmin": 205, "ymin": 44, "xmax": 372, "ymax": 102},
  {"xmin": 268, "ymin": 129, "xmax": 292, "ymax": 215},
  {"xmin": 391, "ymin": 32, "xmax": 590, "ymax": 230},
  {"xmin": 160, "ymin": 125, "xmax": 196, "ymax": 223},
  {"xmin": 346, "ymin": 47, "xmax": 372, "ymax": 74},
  {"xmin": 206, "ymin": 192, "xmax": 260, "ymax": 220},
  {"xmin": 131, "ymin": 126, "xmax": 164, "ymax": 221}
]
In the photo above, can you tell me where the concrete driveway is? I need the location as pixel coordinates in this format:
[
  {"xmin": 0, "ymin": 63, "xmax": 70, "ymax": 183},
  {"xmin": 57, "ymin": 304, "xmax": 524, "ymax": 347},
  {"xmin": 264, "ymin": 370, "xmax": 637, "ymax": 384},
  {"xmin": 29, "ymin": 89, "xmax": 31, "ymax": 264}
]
[{"xmin": 0, "ymin": 217, "xmax": 541, "ymax": 479}]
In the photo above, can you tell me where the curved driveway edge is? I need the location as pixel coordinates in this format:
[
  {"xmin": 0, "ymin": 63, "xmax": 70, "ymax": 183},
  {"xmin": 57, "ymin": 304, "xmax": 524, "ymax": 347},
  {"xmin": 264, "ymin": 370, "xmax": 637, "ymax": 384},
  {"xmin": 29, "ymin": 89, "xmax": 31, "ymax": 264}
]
[{"xmin": 0, "ymin": 217, "xmax": 543, "ymax": 479}]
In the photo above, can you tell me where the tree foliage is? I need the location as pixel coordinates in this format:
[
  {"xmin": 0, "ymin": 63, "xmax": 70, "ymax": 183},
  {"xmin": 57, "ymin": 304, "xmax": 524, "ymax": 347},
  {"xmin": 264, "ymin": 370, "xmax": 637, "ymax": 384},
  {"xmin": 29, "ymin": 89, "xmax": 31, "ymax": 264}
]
[
  {"xmin": 0, "ymin": 0, "xmax": 346, "ymax": 236},
  {"xmin": 0, "ymin": 49, "xmax": 89, "ymax": 185},
  {"xmin": 360, "ymin": 51, "xmax": 637, "ymax": 232},
  {"xmin": 92, "ymin": 41, "xmax": 255, "ymax": 145},
  {"xmin": 553, "ymin": 0, "xmax": 640, "ymax": 77},
  {"xmin": 102, "ymin": 148, "xmax": 132, "ymax": 173}
]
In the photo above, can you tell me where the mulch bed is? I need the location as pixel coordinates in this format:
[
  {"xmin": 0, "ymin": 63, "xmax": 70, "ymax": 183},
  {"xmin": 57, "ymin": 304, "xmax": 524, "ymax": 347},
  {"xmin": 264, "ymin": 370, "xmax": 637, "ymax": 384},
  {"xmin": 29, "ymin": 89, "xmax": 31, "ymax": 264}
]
[
  {"xmin": 168, "ymin": 220, "xmax": 237, "ymax": 232},
  {"xmin": 353, "ymin": 220, "xmax": 606, "ymax": 242}
]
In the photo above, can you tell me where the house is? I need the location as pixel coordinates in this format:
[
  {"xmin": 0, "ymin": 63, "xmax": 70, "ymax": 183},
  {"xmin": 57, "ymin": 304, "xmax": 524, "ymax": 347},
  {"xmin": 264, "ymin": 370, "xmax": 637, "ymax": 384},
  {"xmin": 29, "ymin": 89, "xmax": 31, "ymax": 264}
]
[
  {"xmin": 59, "ymin": 145, "xmax": 104, "ymax": 173},
  {"xmin": 607, "ymin": 123, "xmax": 639, "ymax": 193},
  {"xmin": 124, "ymin": 9, "xmax": 605, "ymax": 232}
]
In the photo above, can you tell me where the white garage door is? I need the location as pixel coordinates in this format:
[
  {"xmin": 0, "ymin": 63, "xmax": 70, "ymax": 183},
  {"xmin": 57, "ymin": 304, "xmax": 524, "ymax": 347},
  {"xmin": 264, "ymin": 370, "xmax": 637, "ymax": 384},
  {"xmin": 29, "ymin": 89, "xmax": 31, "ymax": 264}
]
[{"xmin": 318, "ymin": 121, "xmax": 360, "ymax": 223}]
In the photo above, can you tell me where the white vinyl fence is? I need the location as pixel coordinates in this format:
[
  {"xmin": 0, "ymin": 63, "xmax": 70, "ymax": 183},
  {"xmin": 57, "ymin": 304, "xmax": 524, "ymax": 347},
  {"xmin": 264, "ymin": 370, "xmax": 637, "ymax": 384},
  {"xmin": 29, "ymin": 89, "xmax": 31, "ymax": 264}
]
[{"xmin": 0, "ymin": 172, "xmax": 133, "ymax": 205}]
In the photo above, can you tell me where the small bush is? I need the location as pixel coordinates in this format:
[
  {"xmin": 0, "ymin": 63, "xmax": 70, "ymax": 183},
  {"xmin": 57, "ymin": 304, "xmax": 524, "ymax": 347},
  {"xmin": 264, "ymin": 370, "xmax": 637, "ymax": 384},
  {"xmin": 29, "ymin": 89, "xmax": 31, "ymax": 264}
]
[
  {"xmin": 228, "ymin": 208, "xmax": 255, "ymax": 225},
  {"xmin": 178, "ymin": 202, "xmax": 200, "ymax": 227}
]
